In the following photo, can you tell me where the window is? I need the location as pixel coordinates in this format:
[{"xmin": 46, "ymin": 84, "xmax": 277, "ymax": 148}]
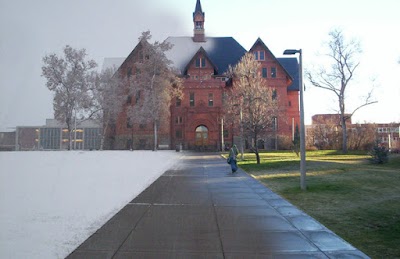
[
  {"xmin": 195, "ymin": 21, "xmax": 203, "ymax": 29},
  {"xmin": 84, "ymin": 128, "xmax": 101, "ymax": 150},
  {"xmin": 135, "ymin": 90, "xmax": 141, "ymax": 103},
  {"xmin": 262, "ymin": 68, "xmax": 267, "ymax": 78},
  {"xmin": 223, "ymin": 129, "xmax": 229, "ymax": 138},
  {"xmin": 260, "ymin": 51, "xmax": 265, "ymax": 60},
  {"xmin": 176, "ymin": 97, "xmax": 181, "ymax": 107},
  {"xmin": 208, "ymin": 93, "xmax": 214, "ymax": 107},
  {"xmin": 272, "ymin": 117, "xmax": 278, "ymax": 131},
  {"xmin": 254, "ymin": 51, "xmax": 265, "ymax": 61},
  {"xmin": 176, "ymin": 130, "xmax": 182, "ymax": 139},
  {"xmin": 127, "ymin": 118, "xmax": 133, "ymax": 128},
  {"xmin": 175, "ymin": 116, "xmax": 183, "ymax": 124},
  {"xmin": 126, "ymin": 95, "xmax": 132, "ymax": 104},
  {"xmin": 288, "ymin": 101, "xmax": 292, "ymax": 107},
  {"xmin": 139, "ymin": 124, "xmax": 146, "ymax": 130},
  {"xmin": 272, "ymin": 89, "xmax": 277, "ymax": 100},
  {"xmin": 195, "ymin": 57, "xmax": 206, "ymax": 68},
  {"xmin": 40, "ymin": 128, "xmax": 61, "ymax": 150},
  {"xmin": 271, "ymin": 67, "xmax": 277, "ymax": 78},
  {"xmin": 127, "ymin": 67, "xmax": 132, "ymax": 78},
  {"xmin": 190, "ymin": 92, "xmax": 195, "ymax": 107}
]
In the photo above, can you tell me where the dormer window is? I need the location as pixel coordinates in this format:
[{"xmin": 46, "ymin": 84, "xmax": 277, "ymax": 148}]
[
  {"xmin": 195, "ymin": 57, "xmax": 206, "ymax": 68},
  {"xmin": 254, "ymin": 51, "xmax": 265, "ymax": 61}
]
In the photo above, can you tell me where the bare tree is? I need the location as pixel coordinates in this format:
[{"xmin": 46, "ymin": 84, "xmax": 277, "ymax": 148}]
[
  {"xmin": 310, "ymin": 117, "xmax": 341, "ymax": 150},
  {"xmin": 42, "ymin": 45, "xmax": 97, "ymax": 150},
  {"xmin": 347, "ymin": 123, "xmax": 377, "ymax": 151},
  {"xmin": 226, "ymin": 53, "xmax": 279, "ymax": 164},
  {"xmin": 90, "ymin": 66, "xmax": 126, "ymax": 150},
  {"xmin": 306, "ymin": 29, "xmax": 377, "ymax": 153},
  {"xmin": 127, "ymin": 31, "xmax": 183, "ymax": 151}
]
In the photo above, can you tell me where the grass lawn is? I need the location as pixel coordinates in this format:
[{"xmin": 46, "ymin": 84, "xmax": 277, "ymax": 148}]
[{"xmin": 235, "ymin": 150, "xmax": 400, "ymax": 258}]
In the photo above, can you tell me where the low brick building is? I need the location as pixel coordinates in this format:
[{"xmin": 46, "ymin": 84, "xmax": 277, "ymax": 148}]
[{"xmin": 0, "ymin": 131, "xmax": 16, "ymax": 151}]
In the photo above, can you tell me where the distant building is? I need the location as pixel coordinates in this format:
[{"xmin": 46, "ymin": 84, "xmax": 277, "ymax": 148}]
[
  {"xmin": 13, "ymin": 119, "xmax": 102, "ymax": 151},
  {"xmin": 308, "ymin": 113, "xmax": 399, "ymax": 151},
  {"xmin": 374, "ymin": 123, "xmax": 400, "ymax": 150},
  {"xmin": 105, "ymin": 0, "xmax": 301, "ymax": 151},
  {"xmin": 312, "ymin": 114, "xmax": 352, "ymax": 126},
  {"xmin": 0, "ymin": 131, "xmax": 16, "ymax": 151}
]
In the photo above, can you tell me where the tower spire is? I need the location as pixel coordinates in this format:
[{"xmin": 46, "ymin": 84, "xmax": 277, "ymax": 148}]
[
  {"xmin": 193, "ymin": 0, "xmax": 205, "ymax": 42},
  {"xmin": 194, "ymin": 0, "xmax": 203, "ymax": 16}
]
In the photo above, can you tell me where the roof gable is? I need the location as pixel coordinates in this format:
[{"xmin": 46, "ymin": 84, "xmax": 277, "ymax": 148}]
[
  {"xmin": 165, "ymin": 36, "xmax": 246, "ymax": 76},
  {"xmin": 184, "ymin": 47, "xmax": 218, "ymax": 74},
  {"xmin": 250, "ymin": 38, "xmax": 299, "ymax": 91},
  {"xmin": 115, "ymin": 39, "xmax": 147, "ymax": 74}
]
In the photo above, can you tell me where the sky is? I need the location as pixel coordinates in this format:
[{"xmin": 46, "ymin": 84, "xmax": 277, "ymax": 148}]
[
  {"xmin": 0, "ymin": 150, "xmax": 180, "ymax": 258},
  {"xmin": 1, "ymin": 0, "xmax": 399, "ymax": 131}
]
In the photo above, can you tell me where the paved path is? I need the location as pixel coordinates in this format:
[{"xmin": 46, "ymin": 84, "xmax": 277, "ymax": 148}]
[{"xmin": 67, "ymin": 152, "xmax": 369, "ymax": 258}]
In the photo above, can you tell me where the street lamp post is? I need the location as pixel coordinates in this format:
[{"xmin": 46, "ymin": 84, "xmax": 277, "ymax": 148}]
[{"xmin": 283, "ymin": 49, "xmax": 306, "ymax": 190}]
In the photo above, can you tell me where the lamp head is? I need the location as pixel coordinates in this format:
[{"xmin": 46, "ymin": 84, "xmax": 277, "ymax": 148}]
[{"xmin": 283, "ymin": 49, "xmax": 300, "ymax": 55}]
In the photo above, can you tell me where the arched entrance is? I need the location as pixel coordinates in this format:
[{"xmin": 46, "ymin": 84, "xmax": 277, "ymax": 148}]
[{"xmin": 195, "ymin": 125, "xmax": 208, "ymax": 147}]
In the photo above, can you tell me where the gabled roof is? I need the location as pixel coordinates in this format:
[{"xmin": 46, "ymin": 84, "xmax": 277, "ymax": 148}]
[
  {"xmin": 103, "ymin": 37, "xmax": 299, "ymax": 91},
  {"xmin": 184, "ymin": 47, "xmax": 218, "ymax": 74},
  {"xmin": 277, "ymin": 58, "xmax": 299, "ymax": 91},
  {"xmin": 249, "ymin": 38, "xmax": 299, "ymax": 91},
  {"xmin": 165, "ymin": 36, "xmax": 246, "ymax": 76},
  {"xmin": 113, "ymin": 39, "xmax": 146, "ymax": 74}
]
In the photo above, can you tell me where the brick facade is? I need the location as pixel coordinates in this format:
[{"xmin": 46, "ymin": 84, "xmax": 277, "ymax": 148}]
[{"xmin": 108, "ymin": 0, "xmax": 300, "ymax": 151}]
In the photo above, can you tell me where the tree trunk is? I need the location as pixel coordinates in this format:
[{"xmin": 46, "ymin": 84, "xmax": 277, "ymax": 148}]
[
  {"xmin": 68, "ymin": 130, "xmax": 72, "ymax": 150},
  {"xmin": 67, "ymin": 122, "xmax": 72, "ymax": 151},
  {"xmin": 255, "ymin": 149, "xmax": 260, "ymax": 164},
  {"xmin": 342, "ymin": 119, "xmax": 348, "ymax": 153},
  {"xmin": 153, "ymin": 120, "xmax": 158, "ymax": 151},
  {"xmin": 254, "ymin": 132, "xmax": 260, "ymax": 164},
  {"xmin": 340, "ymin": 96, "xmax": 348, "ymax": 153},
  {"xmin": 100, "ymin": 137, "xmax": 104, "ymax": 151},
  {"xmin": 100, "ymin": 123, "xmax": 108, "ymax": 151}
]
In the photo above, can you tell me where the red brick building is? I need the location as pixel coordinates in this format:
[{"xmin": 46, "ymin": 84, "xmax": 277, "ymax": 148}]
[
  {"xmin": 308, "ymin": 114, "xmax": 400, "ymax": 151},
  {"xmin": 108, "ymin": 0, "xmax": 300, "ymax": 151}
]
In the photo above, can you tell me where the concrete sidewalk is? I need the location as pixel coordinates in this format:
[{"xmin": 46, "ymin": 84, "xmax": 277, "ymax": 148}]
[{"xmin": 67, "ymin": 152, "xmax": 369, "ymax": 258}]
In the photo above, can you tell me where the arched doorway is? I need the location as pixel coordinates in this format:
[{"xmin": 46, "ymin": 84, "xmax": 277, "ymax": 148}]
[{"xmin": 195, "ymin": 125, "xmax": 208, "ymax": 147}]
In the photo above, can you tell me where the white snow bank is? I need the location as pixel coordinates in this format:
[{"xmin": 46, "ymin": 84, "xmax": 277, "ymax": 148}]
[{"xmin": 0, "ymin": 150, "xmax": 180, "ymax": 259}]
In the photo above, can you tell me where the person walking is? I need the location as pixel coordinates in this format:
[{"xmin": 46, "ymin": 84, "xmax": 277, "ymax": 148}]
[{"xmin": 228, "ymin": 144, "xmax": 239, "ymax": 173}]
